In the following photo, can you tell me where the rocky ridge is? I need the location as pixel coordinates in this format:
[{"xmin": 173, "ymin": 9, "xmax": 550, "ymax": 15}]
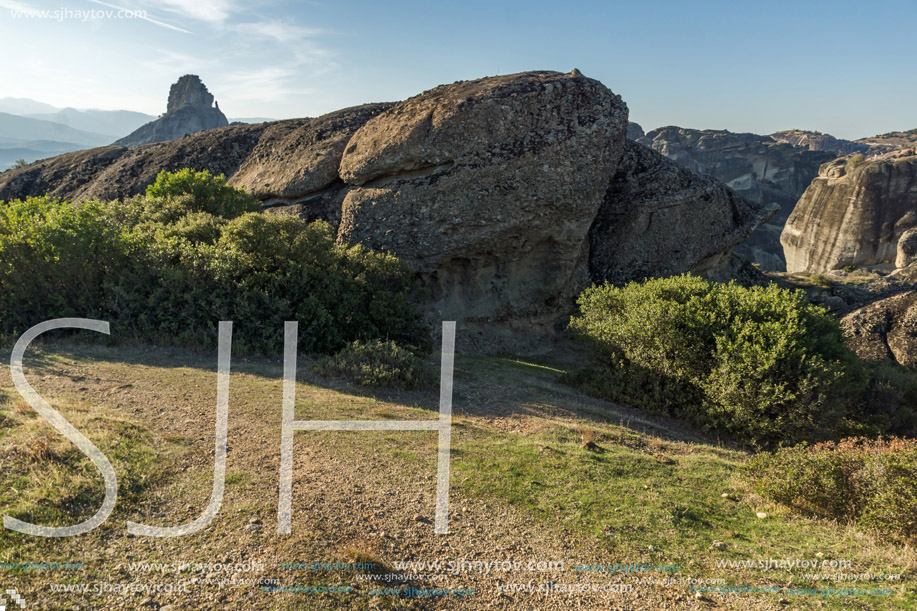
[{"xmin": 0, "ymin": 70, "xmax": 769, "ymax": 351}]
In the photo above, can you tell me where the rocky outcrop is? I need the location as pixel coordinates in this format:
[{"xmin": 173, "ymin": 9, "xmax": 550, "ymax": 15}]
[
  {"xmin": 626, "ymin": 122, "xmax": 644, "ymax": 140},
  {"xmin": 842, "ymin": 291, "xmax": 917, "ymax": 366},
  {"xmin": 856, "ymin": 130, "xmax": 917, "ymax": 154},
  {"xmin": 114, "ymin": 75, "xmax": 228, "ymax": 147},
  {"xmin": 589, "ymin": 139, "xmax": 775, "ymax": 284},
  {"xmin": 781, "ymin": 151, "xmax": 917, "ymax": 273},
  {"xmin": 336, "ymin": 71, "xmax": 628, "ymax": 343},
  {"xmin": 637, "ymin": 127, "xmax": 834, "ymax": 221},
  {"xmin": 896, "ymin": 228, "xmax": 917, "ymax": 269},
  {"xmin": 770, "ymin": 130, "xmax": 868, "ymax": 156},
  {"xmin": 636, "ymin": 127, "xmax": 835, "ymax": 271},
  {"xmin": 0, "ymin": 70, "xmax": 769, "ymax": 351}
]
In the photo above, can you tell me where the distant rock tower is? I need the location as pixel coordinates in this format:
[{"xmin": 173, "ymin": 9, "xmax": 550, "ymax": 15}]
[{"xmin": 115, "ymin": 75, "xmax": 229, "ymax": 147}]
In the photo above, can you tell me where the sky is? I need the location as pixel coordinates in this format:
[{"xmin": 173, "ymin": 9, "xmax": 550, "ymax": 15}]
[{"xmin": 0, "ymin": 0, "xmax": 913, "ymax": 139}]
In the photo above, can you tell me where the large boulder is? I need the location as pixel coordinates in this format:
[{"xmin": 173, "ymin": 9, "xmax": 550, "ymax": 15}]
[
  {"xmin": 229, "ymin": 103, "xmax": 393, "ymax": 226},
  {"xmin": 781, "ymin": 152, "xmax": 917, "ymax": 273},
  {"xmin": 337, "ymin": 70, "xmax": 628, "ymax": 344},
  {"xmin": 896, "ymin": 227, "xmax": 917, "ymax": 269},
  {"xmin": 589, "ymin": 139, "xmax": 776, "ymax": 284},
  {"xmin": 0, "ymin": 70, "xmax": 771, "ymax": 352},
  {"xmin": 842, "ymin": 291, "xmax": 917, "ymax": 366}
]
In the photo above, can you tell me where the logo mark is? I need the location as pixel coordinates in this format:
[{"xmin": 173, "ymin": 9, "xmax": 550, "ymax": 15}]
[{"xmin": 0, "ymin": 589, "xmax": 26, "ymax": 610}]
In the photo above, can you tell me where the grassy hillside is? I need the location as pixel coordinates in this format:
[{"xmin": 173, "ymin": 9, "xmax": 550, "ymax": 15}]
[{"xmin": 0, "ymin": 342, "xmax": 913, "ymax": 610}]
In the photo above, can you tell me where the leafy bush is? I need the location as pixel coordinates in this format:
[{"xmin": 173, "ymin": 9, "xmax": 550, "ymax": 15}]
[
  {"xmin": 315, "ymin": 340, "xmax": 437, "ymax": 390},
  {"xmin": 742, "ymin": 437, "xmax": 917, "ymax": 542},
  {"xmin": 143, "ymin": 168, "xmax": 259, "ymax": 220},
  {"xmin": 0, "ymin": 170, "xmax": 429, "ymax": 355},
  {"xmin": 567, "ymin": 275, "xmax": 864, "ymax": 448}
]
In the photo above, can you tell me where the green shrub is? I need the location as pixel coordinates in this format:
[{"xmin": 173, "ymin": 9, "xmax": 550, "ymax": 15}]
[
  {"xmin": 567, "ymin": 275, "xmax": 863, "ymax": 448},
  {"xmin": 143, "ymin": 168, "xmax": 259, "ymax": 220},
  {"xmin": 315, "ymin": 340, "xmax": 437, "ymax": 390},
  {"xmin": 0, "ymin": 170, "xmax": 429, "ymax": 355},
  {"xmin": 742, "ymin": 437, "xmax": 917, "ymax": 542},
  {"xmin": 847, "ymin": 153, "xmax": 866, "ymax": 170}
]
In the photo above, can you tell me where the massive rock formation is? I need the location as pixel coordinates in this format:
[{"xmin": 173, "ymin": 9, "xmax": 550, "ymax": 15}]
[
  {"xmin": 0, "ymin": 70, "xmax": 769, "ymax": 351},
  {"xmin": 637, "ymin": 127, "xmax": 835, "ymax": 220},
  {"xmin": 114, "ymin": 75, "xmax": 228, "ymax": 147},
  {"xmin": 770, "ymin": 129, "xmax": 868, "ymax": 156},
  {"xmin": 636, "ymin": 127, "xmax": 835, "ymax": 271},
  {"xmin": 781, "ymin": 151, "xmax": 917, "ymax": 273},
  {"xmin": 842, "ymin": 291, "xmax": 917, "ymax": 367},
  {"xmin": 336, "ymin": 71, "xmax": 628, "ymax": 342},
  {"xmin": 589, "ymin": 139, "xmax": 775, "ymax": 284}
]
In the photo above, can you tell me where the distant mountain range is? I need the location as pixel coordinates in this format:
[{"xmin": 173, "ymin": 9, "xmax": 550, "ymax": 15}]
[{"xmin": 0, "ymin": 96, "xmax": 274, "ymax": 169}]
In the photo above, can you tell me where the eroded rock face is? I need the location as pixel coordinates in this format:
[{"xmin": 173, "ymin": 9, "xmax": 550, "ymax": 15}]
[
  {"xmin": 637, "ymin": 127, "xmax": 833, "ymax": 221},
  {"xmin": 0, "ymin": 70, "xmax": 770, "ymax": 352},
  {"xmin": 229, "ymin": 104, "xmax": 393, "ymax": 226},
  {"xmin": 636, "ymin": 127, "xmax": 835, "ymax": 271},
  {"xmin": 589, "ymin": 140, "xmax": 775, "ymax": 284},
  {"xmin": 842, "ymin": 291, "xmax": 917, "ymax": 366},
  {"xmin": 337, "ymin": 71, "xmax": 628, "ymax": 342},
  {"xmin": 115, "ymin": 75, "xmax": 229, "ymax": 147},
  {"xmin": 0, "ymin": 105, "xmax": 389, "ymax": 222},
  {"xmin": 896, "ymin": 228, "xmax": 917, "ymax": 269},
  {"xmin": 167, "ymin": 75, "xmax": 216, "ymax": 113},
  {"xmin": 781, "ymin": 152, "xmax": 917, "ymax": 273}
]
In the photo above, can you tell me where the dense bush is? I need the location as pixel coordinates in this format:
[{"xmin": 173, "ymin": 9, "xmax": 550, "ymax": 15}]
[
  {"xmin": 0, "ymin": 169, "xmax": 429, "ymax": 354},
  {"xmin": 567, "ymin": 275, "xmax": 867, "ymax": 449},
  {"xmin": 314, "ymin": 340, "xmax": 437, "ymax": 390},
  {"xmin": 742, "ymin": 437, "xmax": 917, "ymax": 542}
]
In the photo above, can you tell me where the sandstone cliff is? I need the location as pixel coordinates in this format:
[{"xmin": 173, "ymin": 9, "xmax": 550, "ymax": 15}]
[
  {"xmin": 636, "ymin": 126, "xmax": 834, "ymax": 271},
  {"xmin": 0, "ymin": 70, "xmax": 769, "ymax": 350},
  {"xmin": 114, "ymin": 75, "xmax": 228, "ymax": 147},
  {"xmin": 781, "ymin": 151, "xmax": 917, "ymax": 273}
]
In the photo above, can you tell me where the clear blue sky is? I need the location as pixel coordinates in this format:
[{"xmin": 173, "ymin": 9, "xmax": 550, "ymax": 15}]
[{"xmin": 0, "ymin": 0, "xmax": 913, "ymax": 139}]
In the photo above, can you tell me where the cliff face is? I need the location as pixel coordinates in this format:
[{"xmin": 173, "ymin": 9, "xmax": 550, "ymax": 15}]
[
  {"xmin": 770, "ymin": 129, "xmax": 868, "ymax": 156},
  {"xmin": 114, "ymin": 75, "xmax": 228, "ymax": 147},
  {"xmin": 636, "ymin": 126, "xmax": 834, "ymax": 271},
  {"xmin": 0, "ymin": 70, "xmax": 769, "ymax": 351},
  {"xmin": 638, "ymin": 127, "xmax": 834, "ymax": 221},
  {"xmin": 781, "ymin": 151, "xmax": 917, "ymax": 273}
]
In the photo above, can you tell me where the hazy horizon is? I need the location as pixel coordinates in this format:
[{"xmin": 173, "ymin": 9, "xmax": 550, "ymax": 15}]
[{"xmin": 0, "ymin": 0, "xmax": 914, "ymax": 140}]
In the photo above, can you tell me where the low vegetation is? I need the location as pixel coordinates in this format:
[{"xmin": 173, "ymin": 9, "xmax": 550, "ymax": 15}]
[
  {"xmin": 566, "ymin": 275, "xmax": 915, "ymax": 449},
  {"xmin": 742, "ymin": 437, "xmax": 917, "ymax": 542},
  {"xmin": 0, "ymin": 169, "xmax": 429, "ymax": 355},
  {"xmin": 314, "ymin": 339, "xmax": 437, "ymax": 390}
]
